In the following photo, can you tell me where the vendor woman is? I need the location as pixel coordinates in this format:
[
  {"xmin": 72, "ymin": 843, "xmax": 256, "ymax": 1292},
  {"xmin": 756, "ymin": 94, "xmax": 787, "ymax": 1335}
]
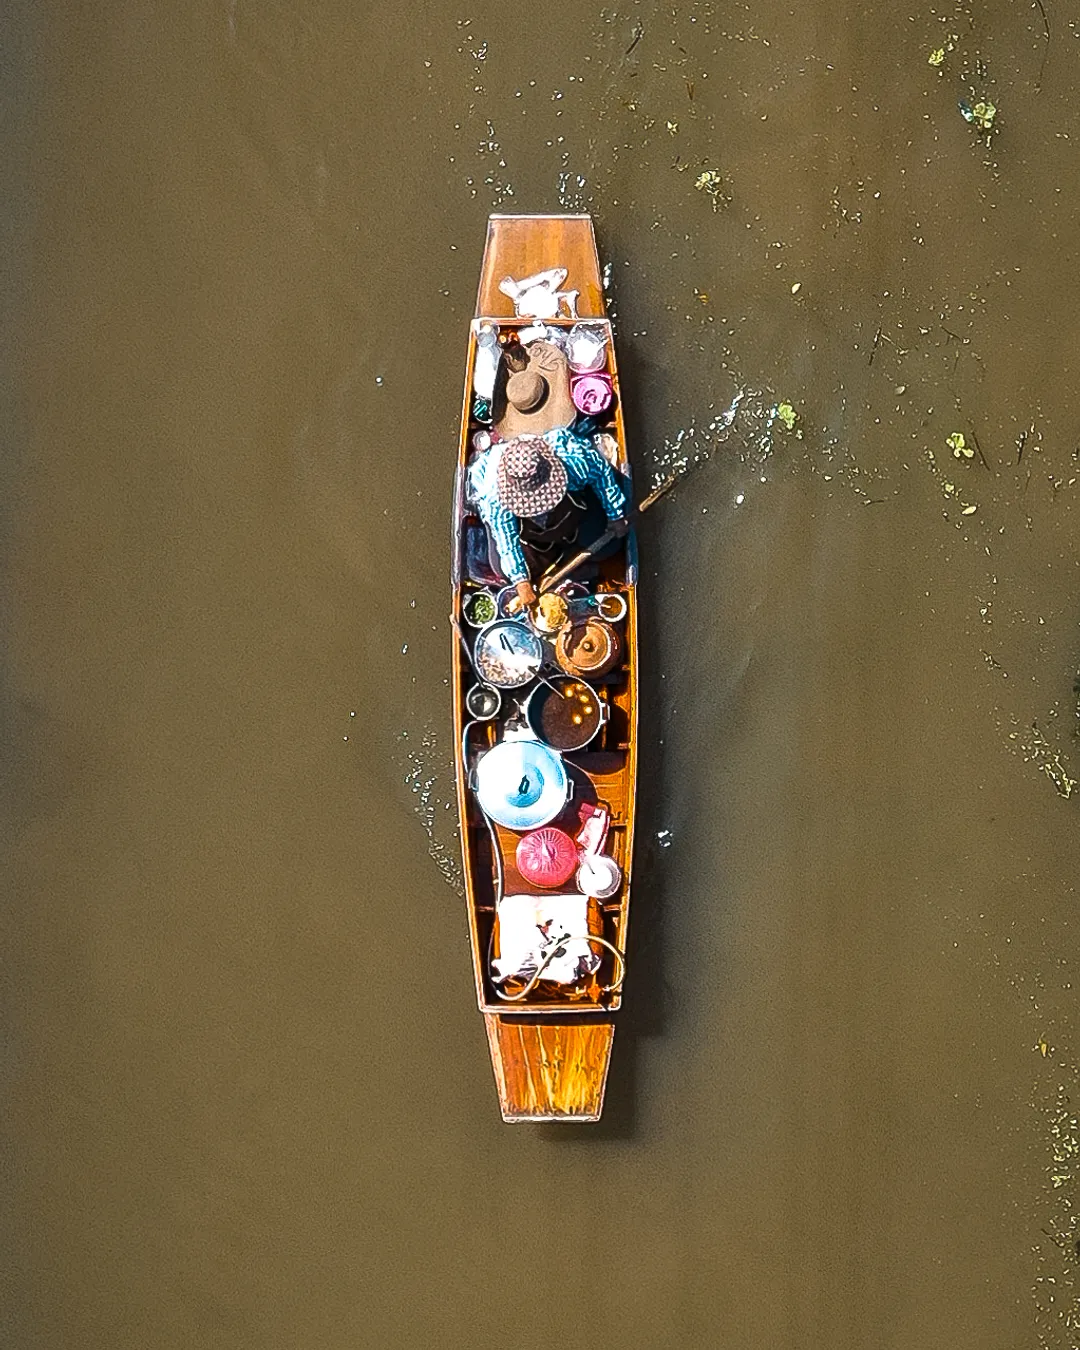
[{"xmin": 468, "ymin": 410, "xmax": 629, "ymax": 609}]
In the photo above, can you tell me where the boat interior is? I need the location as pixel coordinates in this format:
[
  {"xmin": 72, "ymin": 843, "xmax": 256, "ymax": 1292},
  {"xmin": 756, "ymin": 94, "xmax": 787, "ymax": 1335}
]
[{"xmin": 452, "ymin": 313, "xmax": 637, "ymax": 1017}]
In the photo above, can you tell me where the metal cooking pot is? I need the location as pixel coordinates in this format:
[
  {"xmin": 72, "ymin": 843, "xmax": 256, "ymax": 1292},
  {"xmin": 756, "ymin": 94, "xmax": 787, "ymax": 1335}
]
[
  {"xmin": 474, "ymin": 736, "xmax": 570, "ymax": 831},
  {"xmin": 465, "ymin": 683, "xmax": 502, "ymax": 721},
  {"xmin": 525, "ymin": 678, "xmax": 608, "ymax": 753},
  {"xmin": 473, "ymin": 620, "xmax": 543, "ymax": 689},
  {"xmin": 554, "ymin": 617, "xmax": 621, "ymax": 680}
]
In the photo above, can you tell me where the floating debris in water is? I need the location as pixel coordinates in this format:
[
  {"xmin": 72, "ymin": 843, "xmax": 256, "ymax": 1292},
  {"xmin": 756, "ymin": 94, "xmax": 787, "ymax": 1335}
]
[
  {"xmin": 790, "ymin": 282, "xmax": 802, "ymax": 295},
  {"xmin": 1043, "ymin": 756, "xmax": 1077, "ymax": 799},
  {"xmin": 656, "ymin": 828, "xmax": 673, "ymax": 848},
  {"xmin": 947, "ymin": 431, "xmax": 974, "ymax": 459},
  {"xmin": 667, "ymin": 120, "xmax": 678, "ymax": 135},
  {"xmin": 693, "ymin": 168, "xmax": 729, "ymax": 211},
  {"xmin": 1023, "ymin": 722, "xmax": 1078, "ymax": 799},
  {"xmin": 775, "ymin": 401, "xmax": 803, "ymax": 437},
  {"xmin": 959, "ymin": 98, "xmax": 997, "ymax": 132},
  {"xmin": 1032, "ymin": 1081, "xmax": 1080, "ymax": 1339},
  {"xmin": 928, "ymin": 35, "xmax": 956, "ymax": 67}
]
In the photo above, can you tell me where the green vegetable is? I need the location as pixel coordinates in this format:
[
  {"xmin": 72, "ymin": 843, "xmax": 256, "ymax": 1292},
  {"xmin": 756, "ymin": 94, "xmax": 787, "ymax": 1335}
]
[{"xmin": 467, "ymin": 593, "xmax": 496, "ymax": 624}]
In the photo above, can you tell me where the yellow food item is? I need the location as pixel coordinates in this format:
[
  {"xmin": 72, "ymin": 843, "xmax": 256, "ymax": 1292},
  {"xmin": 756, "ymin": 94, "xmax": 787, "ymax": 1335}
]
[{"xmin": 535, "ymin": 593, "xmax": 569, "ymax": 632}]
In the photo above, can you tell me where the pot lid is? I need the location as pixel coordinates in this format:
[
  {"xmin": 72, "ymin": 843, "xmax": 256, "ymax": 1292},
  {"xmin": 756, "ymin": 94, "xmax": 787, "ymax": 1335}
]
[
  {"xmin": 516, "ymin": 827, "xmax": 579, "ymax": 888},
  {"xmin": 475, "ymin": 739, "xmax": 568, "ymax": 831},
  {"xmin": 556, "ymin": 618, "xmax": 616, "ymax": 674}
]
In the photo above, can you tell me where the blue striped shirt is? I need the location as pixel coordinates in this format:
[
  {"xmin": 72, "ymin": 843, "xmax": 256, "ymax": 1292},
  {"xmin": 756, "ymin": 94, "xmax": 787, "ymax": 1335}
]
[{"xmin": 467, "ymin": 428, "xmax": 627, "ymax": 584}]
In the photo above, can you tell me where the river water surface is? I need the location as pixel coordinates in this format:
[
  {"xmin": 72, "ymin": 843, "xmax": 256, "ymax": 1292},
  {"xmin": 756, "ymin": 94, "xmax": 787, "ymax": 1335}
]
[{"xmin": 4, "ymin": 1, "xmax": 1080, "ymax": 1346}]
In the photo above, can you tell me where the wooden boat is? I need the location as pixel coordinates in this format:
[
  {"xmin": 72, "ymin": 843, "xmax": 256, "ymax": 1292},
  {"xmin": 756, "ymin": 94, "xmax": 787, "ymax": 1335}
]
[{"xmin": 451, "ymin": 215, "xmax": 637, "ymax": 1122}]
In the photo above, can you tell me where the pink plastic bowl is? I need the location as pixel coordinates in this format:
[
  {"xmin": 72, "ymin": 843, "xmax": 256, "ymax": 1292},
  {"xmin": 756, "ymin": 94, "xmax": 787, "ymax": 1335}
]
[{"xmin": 571, "ymin": 373, "xmax": 614, "ymax": 416}]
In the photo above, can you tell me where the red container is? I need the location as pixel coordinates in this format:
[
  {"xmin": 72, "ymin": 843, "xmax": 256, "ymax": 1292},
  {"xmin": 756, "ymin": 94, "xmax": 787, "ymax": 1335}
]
[{"xmin": 516, "ymin": 827, "xmax": 579, "ymax": 889}]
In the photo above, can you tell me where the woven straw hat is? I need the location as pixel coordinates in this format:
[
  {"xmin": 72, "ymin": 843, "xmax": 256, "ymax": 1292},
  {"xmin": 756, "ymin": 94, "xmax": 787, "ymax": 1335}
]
[
  {"xmin": 496, "ymin": 435, "xmax": 568, "ymax": 518},
  {"xmin": 506, "ymin": 370, "xmax": 548, "ymax": 414},
  {"xmin": 494, "ymin": 341, "xmax": 576, "ymax": 438}
]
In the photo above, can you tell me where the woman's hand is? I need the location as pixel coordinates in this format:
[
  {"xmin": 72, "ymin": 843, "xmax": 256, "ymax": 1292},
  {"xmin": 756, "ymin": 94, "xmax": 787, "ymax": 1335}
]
[{"xmin": 507, "ymin": 579, "xmax": 537, "ymax": 615}]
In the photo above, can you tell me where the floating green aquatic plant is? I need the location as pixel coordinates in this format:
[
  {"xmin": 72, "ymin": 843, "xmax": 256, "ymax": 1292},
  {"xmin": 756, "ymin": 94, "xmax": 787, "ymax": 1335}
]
[
  {"xmin": 927, "ymin": 35, "xmax": 956, "ymax": 67},
  {"xmin": 947, "ymin": 431, "xmax": 974, "ymax": 459},
  {"xmin": 775, "ymin": 402, "xmax": 802, "ymax": 437},
  {"xmin": 959, "ymin": 98, "xmax": 997, "ymax": 132}
]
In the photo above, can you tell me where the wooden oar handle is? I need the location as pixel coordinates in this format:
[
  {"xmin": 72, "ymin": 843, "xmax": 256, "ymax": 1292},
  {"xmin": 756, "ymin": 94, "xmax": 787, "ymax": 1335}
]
[
  {"xmin": 538, "ymin": 472, "xmax": 678, "ymax": 594},
  {"xmin": 539, "ymin": 530, "xmax": 614, "ymax": 595}
]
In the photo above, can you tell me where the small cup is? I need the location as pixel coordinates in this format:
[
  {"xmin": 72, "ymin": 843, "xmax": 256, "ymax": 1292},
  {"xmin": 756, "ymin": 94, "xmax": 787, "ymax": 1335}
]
[
  {"xmin": 595, "ymin": 592, "xmax": 628, "ymax": 623},
  {"xmin": 576, "ymin": 853, "xmax": 622, "ymax": 899},
  {"xmin": 466, "ymin": 684, "xmax": 502, "ymax": 721},
  {"xmin": 496, "ymin": 585, "xmax": 528, "ymax": 620},
  {"xmin": 463, "ymin": 589, "xmax": 498, "ymax": 628}
]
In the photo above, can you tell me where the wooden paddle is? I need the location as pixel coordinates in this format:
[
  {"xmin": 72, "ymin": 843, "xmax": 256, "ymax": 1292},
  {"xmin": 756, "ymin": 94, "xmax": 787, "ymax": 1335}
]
[{"xmin": 537, "ymin": 472, "xmax": 679, "ymax": 595}]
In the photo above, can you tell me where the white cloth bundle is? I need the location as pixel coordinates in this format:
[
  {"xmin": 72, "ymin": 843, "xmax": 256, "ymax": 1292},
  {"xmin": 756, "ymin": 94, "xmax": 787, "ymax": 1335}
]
[{"xmin": 491, "ymin": 894, "xmax": 600, "ymax": 986}]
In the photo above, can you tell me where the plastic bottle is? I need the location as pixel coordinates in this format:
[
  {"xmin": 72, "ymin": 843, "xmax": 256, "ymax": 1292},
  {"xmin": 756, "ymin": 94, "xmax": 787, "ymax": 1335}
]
[{"xmin": 473, "ymin": 323, "xmax": 500, "ymax": 401}]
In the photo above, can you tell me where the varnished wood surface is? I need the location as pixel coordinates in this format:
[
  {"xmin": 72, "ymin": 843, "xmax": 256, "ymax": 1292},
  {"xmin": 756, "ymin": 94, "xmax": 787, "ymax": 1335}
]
[
  {"xmin": 484, "ymin": 1015, "xmax": 615, "ymax": 1121},
  {"xmin": 476, "ymin": 215, "xmax": 606, "ymax": 320}
]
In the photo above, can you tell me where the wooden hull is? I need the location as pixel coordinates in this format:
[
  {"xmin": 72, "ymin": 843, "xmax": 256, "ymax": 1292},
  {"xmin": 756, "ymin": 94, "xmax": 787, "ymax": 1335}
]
[
  {"xmin": 484, "ymin": 1016, "xmax": 615, "ymax": 1122},
  {"xmin": 453, "ymin": 216, "xmax": 637, "ymax": 1123}
]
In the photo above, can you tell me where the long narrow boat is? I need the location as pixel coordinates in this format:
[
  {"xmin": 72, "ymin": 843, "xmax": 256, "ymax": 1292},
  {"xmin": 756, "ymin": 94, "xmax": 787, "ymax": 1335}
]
[{"xmin": 451, "ymin": 214, "xmax": 637, "ymax": 1122}]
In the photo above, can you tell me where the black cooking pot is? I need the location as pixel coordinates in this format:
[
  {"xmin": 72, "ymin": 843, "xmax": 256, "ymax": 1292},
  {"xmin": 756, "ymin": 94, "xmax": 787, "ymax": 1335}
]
[{"xmin": 525, "ymin": 678, "xmax": 608, "ymax": 753}]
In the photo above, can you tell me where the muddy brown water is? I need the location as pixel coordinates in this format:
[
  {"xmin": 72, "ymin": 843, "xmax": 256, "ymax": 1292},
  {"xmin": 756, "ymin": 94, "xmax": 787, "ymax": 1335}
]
[{"xmin": 4, "ymin": 1, "xmax": 1079, "ymax": 1346}]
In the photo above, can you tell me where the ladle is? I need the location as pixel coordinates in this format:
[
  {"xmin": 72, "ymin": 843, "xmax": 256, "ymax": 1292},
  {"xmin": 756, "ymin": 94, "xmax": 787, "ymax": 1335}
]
[
  {"xmin": 535, "ymin": 667, "xmax": 568, "ymax": 701},
  {"xmin": 453, "ymin": 612, "xmax": 565, "ymax": 699}
]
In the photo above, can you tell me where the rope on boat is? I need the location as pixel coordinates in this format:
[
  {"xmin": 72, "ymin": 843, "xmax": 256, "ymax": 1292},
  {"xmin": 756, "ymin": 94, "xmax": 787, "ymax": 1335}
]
[{"xmin": 493, "ymin": 931, "xmax": 626, "ymax": 1003}]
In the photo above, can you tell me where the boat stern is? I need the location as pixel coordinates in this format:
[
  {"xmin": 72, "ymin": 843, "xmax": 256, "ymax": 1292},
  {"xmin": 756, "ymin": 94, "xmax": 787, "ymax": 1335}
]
[{"xmin": 483, "ymin": 1014, "xmax": 615, "ymax": 1122}]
